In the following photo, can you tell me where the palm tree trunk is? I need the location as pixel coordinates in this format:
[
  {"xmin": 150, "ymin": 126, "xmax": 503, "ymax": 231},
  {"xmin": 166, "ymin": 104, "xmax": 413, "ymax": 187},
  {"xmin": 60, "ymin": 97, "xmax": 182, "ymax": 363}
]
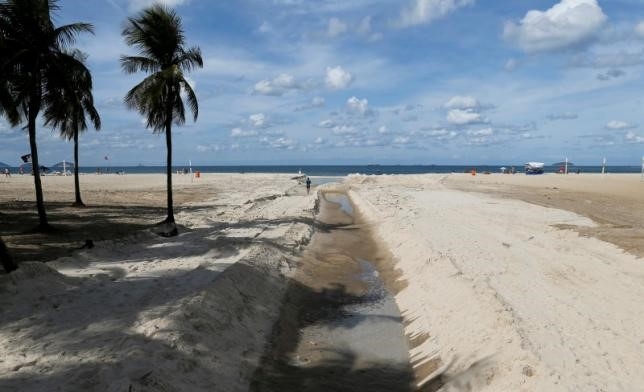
[
  {"xmin": 73, "ymin": 130, "xmax": 84, "ymax": 206},
  {"xmin": 165, "ymin": 119, "xmax": 174, "ymax": 224},
  {"xmin": 28, "ymin": 103, "xmax": 49, "ymax": 230}
]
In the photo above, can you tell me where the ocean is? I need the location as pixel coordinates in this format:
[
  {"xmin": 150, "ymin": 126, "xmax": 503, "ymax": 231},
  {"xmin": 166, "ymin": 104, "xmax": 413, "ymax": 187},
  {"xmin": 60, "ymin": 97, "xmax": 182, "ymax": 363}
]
[{"xmin": 5, "ymin": 164, "xmax": 642, "ymax": 175}]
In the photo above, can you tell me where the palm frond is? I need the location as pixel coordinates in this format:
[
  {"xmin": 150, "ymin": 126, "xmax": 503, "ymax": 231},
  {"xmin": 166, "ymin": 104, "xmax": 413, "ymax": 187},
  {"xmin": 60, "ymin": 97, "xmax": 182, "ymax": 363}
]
[
  {"xmin": 181, "ymin": 79, "xmax": 198, "ymax": 122},
  {"xmin": 120, "ymin": 55, "xmax": 161, "ymax": 74},
  {"xmin": 54, "ymin": 22, "xmax": 94, "ymax": 48}
]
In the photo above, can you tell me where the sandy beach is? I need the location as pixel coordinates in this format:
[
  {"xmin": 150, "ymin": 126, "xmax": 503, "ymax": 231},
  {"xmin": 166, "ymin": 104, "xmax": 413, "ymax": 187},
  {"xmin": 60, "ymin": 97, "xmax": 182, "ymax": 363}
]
[{"xmin": 1, "ymin": 172, "xmax": 643, "ymax": 391}]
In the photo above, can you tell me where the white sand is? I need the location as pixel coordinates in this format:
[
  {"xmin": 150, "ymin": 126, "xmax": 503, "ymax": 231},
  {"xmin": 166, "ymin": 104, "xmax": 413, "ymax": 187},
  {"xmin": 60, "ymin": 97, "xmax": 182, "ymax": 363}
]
[
  {"xmin": 2, "ymin": 172, "xmax": 644, "ymax": 391},
  {"xmin": 345, "ymin": 173, "xmax": 644, "ymax": 391},
  {"xmin": 0, "ymin": 173, "xmax": 315, "ymax": 391}
]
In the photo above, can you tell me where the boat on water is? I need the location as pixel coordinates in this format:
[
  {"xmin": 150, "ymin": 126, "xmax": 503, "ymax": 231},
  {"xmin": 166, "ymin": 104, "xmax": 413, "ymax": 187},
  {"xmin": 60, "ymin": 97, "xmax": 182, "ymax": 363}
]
[{"xmin": 525, "ymin": 162, "xmax": 545, "ymax": 175}]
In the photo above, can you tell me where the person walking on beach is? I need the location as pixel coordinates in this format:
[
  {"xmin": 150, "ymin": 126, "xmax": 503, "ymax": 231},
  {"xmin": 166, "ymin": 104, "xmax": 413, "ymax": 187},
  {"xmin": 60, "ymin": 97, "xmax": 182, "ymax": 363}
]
[
  {"xmin": 306, "ymin": 177, "xmax": 311, "ymax": 194},
  {"xmin": 3, "ymin": 168, "xmax": 10, "ymax": 177}
]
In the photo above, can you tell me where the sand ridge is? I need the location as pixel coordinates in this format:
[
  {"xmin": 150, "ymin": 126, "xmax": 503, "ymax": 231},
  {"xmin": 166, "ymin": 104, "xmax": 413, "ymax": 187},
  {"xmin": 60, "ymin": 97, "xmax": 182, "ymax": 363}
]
[{"xmin": 346, "ymin": 173, "xmax": 644, "ymax": 391}]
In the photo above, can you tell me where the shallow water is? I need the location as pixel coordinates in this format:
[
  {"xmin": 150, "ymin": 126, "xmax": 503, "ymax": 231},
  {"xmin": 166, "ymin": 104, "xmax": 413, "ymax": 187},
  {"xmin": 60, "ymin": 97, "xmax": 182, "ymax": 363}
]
[
  {"xmin": 251, "ymin": 191, "xmax": 414, "ymax": 392},
  {"xmin": 324, "ymin": 192, "xmax": 354, "ymax": 216}
]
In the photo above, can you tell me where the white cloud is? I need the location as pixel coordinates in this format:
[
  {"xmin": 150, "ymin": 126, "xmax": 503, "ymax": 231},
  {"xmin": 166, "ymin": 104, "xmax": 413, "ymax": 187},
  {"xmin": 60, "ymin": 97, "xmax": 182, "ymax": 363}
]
[
  {"xmin": 313, "ymin": 137, "xmax": 325, "ymax": 144},
  {"xmin": 295, "ymin": 97, "xmax": 326, "ymax": 112},
  {"xmin": 378, "ymin": 125, "xmax": 389, "ymax": 134},
  {"xmin": 311, "ymin": 97, "xmax": 325, "ymax": 107},
  {"xmin": 444, "ymin": 95, "xmax": 480, "ymax": 110},
  {"xmin": 346, "ymin": 96, "xmax": 370, "ymax": 115},
  {"xmin": 253, "ymin": 73, "xmax": 300, "ymax": 96},
  {"xmin": 356, "ymin": 16, "xmax": 383, "ymax": 41},
  {"xmin": 231, "ymin": 128, "xmax": 259, "ymax": 138},
  {"xmin": 318, "ymin": 119, "xmax": 336, "ymax": 128},
  {"xmin": 447, "ymin": 109, "xmax": 484, "ymax": 125},
  {"xmin": 328, "ymin": 17, "xmax": 348, "ymax": 37},
  {"xmin": 395, "ymin": 0, "xmax": 474, "ymax": 28},
  {"xmin": 269, "ymin": 137, "xmax": 298, "ymax": 149},
  {"xmin": 249, "ymin": 113, "xmax": 269, "ymax": 128},
  {"xmin": 258, "ymin": 21, "xmax": 272, "ymax": 34},
  {"xmin": 467, "ymin": 127, "xmax": 494, "ymax": 136},
  {"xmin": 635, "ymin": 21, "xmax": 644, "ymax": 38},
  {"xmin": 332, "ymin": 125, "xmax": 358, "ymax": 135},
  {"xmin": 625, "ymin": 131, "xmax": 644, "ymax": 143},
  {"xmin": 325, "ymin": 66, "xmax": 355, "ymax": 90},
  {"xmin": 503, "ymin": 0, "xmax": 607, "ymax": 53},
  {"xmin": 605, "ymin": 120, "xmax": 635, "ymax": 130},
  {"xmin": 393, "ymin": 136, "xmax": 412, "ymax": 145}
]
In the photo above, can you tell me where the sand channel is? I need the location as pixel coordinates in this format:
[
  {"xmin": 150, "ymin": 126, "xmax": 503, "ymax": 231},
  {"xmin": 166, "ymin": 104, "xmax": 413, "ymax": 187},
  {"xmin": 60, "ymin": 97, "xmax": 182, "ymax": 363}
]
[{"xmin": 251, "ymin": 190, "xmax": 415, "ymax": 392}]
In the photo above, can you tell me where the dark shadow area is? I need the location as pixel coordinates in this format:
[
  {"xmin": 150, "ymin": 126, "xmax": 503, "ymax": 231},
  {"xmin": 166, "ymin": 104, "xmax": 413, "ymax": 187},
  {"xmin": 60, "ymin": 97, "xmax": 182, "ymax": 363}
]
[
  {"xmin": 250, "ymin": 272, "xmax": 418, "ymax": 392},
  {"xmin": 0, "ymin": 201, "xmax": 166, "ymax": 264},
  {"xmin": 0, "ymin": 255, "xmax": 293, "ymax": 391}
]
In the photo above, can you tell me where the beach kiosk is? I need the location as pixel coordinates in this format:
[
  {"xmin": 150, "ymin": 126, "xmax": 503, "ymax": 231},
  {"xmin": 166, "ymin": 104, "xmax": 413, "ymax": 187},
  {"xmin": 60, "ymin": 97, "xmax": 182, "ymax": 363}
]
[{"xmin": 524, "ymin": 162, "xmax": 545, "ymax": 175}]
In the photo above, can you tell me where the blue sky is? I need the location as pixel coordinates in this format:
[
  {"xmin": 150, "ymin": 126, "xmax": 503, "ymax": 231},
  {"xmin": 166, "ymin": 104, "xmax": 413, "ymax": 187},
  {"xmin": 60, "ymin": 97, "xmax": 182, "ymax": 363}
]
[{"xmin": 2, "ymin": 0, "xmax": 644, "ymax": 166}]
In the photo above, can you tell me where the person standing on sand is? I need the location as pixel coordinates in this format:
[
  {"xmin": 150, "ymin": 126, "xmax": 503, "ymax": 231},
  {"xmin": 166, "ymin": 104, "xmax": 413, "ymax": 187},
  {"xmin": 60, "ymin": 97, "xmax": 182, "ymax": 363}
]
[
  {"xmin": 3, "ymin": 168, "xmax": 10, "ymax": 177},
  {"xmin": 306, "ymin": 177, "xmax": 311, "ymax": 194}
]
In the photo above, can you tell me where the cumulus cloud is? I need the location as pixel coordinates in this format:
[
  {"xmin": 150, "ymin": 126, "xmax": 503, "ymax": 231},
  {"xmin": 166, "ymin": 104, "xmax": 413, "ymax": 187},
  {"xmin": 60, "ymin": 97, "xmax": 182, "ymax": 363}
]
[
  {"xmin": 395, "ymin": 0, "xmax": 475, "ymax": 28},
  {"xmin": 597, "ymin": 69, "xmax": 625, "ymax": 81},
  {"xmin": 325, "ymin": 66, "xmax": 355, "ymax": 90},
  {"xmin": 346, "ymin": 96, "xmax": 374, "ymax": 116},
  {"xmin": 447, "ymin": 109, "xmax": 484, "ymax": 125},
  {"xmin": 503, "ymin": 0, "xmax": 607, "ymax": 53},
  {"xmin": 605, "ymin": 120, "xmax": 635, "ymax": 130},
  {"xmin": 248, "ymin": 113, "xmax": 269, "ymax": 128},
  {"xmin": 547, "ymin": 112, "xmax": 578, "ymax": 120},
  {"xmin": 253, "ymin": 73, "xmax": 301, "ymax": 96},
  {"xmin": 328, "ymin": 17, "xmax": 348, "ymax": 37},
  {"xmin": 444, "ymin": 95, "xmax": 480, "ymax": 110}
]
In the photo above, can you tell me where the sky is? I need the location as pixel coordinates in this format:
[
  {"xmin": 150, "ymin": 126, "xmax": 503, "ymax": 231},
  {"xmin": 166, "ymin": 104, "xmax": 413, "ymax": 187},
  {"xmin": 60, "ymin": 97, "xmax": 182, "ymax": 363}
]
[{"xmin": 2, "ymin": 0, "xmax": 644, "ymax": 166}]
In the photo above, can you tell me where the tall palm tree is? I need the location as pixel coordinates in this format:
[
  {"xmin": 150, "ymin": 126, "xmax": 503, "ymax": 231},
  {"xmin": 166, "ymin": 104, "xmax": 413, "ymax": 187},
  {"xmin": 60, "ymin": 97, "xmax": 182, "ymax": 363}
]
[
  {"xmin": 0, "ymin": 0, "xmax": 94, "ymax": 230},
  {"xmin": 44, "ymin": 50, "xmax": 101, "ymax": 207},
  {"xmin": 121, "ymin": 4, "xmax": 202, "ymax": 236}
]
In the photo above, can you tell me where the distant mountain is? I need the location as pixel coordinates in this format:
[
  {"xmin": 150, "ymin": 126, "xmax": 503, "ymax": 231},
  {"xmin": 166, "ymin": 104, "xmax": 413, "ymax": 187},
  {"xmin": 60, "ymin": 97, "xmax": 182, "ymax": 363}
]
[
  {"xmin": 551, "ymin": 161, "xmax": 575, "ymax": 166},
  {"xmin": 0, "ymin": 162, "xmax": 10, "ymax": 168}
]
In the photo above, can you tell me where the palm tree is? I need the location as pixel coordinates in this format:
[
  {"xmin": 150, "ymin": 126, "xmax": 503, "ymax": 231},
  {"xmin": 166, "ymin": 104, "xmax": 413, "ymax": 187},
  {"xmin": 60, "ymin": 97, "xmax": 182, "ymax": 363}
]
[
  {"xmin": 44, "ymin": 50, "xmax": 101, "ymax": 207},
  {"xmin": 121, "ymin": 4, "xmax": 202, "ymax": 236},
  {"xmin": 0, "ymin": 0, "xmax": 94, "ymax": 230}
]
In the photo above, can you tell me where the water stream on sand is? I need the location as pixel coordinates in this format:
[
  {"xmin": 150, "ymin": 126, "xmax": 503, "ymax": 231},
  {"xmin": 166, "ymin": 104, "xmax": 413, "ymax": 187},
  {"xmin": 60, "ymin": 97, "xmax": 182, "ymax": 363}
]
[{"xmin": 251, "ymin": 192, "xmax": 414, "ymax": 392}]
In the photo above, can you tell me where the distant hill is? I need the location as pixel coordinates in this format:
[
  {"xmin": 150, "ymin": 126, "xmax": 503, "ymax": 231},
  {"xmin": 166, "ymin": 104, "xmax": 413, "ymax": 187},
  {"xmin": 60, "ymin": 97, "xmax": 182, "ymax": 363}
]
[{"xmin": 0, "ymin": 162, "xmax": 10, "ymax": 168}]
